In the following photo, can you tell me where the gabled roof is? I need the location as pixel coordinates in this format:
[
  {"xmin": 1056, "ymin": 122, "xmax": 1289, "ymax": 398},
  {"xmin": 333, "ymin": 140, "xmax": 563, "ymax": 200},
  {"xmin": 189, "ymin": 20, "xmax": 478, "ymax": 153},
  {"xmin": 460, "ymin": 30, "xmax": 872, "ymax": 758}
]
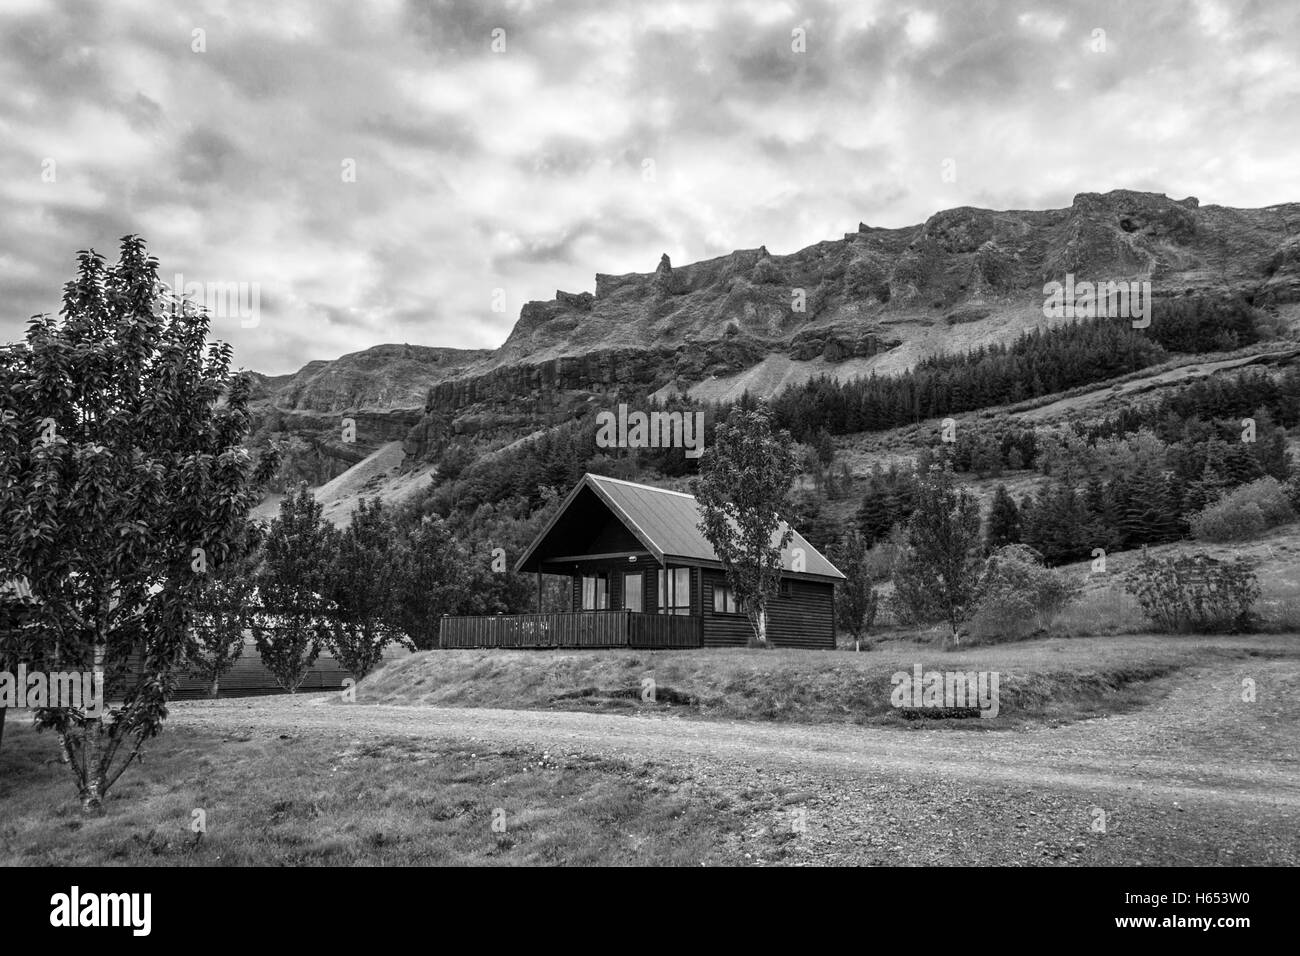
[{"xmin": 516, "ymin": 473, "xmax": 844, "ymax": 582}]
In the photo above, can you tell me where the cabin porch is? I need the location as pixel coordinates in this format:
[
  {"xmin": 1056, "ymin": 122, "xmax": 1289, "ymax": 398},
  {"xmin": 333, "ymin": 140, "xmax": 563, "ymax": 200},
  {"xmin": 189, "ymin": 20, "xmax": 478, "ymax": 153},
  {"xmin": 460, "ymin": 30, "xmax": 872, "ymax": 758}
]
[{"xmin": 438, "ymin": 550, "xmax": 705, "ymax": 649}]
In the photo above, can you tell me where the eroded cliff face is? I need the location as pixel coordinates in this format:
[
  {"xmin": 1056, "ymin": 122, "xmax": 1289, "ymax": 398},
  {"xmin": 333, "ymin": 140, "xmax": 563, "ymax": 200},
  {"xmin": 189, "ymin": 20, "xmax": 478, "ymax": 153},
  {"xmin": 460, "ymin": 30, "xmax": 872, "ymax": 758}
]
[{"xmin": 251, "ymin": 190, "xmax": 1300, "ymax": 469}]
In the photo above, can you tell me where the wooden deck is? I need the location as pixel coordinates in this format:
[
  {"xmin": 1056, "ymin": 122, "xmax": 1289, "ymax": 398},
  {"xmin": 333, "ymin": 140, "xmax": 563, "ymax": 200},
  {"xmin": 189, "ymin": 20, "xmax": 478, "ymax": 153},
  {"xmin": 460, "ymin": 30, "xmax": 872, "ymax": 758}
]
[{"xmin": 439, "ymin": 610, "xmax": 702, "ymax": 649}]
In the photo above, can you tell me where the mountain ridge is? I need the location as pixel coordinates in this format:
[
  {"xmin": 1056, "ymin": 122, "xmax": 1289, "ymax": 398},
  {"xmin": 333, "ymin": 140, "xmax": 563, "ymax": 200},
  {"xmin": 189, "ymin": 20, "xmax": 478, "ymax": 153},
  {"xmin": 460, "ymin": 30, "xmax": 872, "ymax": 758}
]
[{"xmin": 248, "ymin": 189, "xmax": 1300, "ymax": 472}]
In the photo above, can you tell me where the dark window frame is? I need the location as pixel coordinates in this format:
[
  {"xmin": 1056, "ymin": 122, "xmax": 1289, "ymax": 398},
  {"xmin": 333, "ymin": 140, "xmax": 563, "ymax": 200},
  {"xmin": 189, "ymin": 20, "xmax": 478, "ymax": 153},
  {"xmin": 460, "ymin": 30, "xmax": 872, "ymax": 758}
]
[
  {"xmin": 581, "ymin": 573, "xmax": 609, "ymax": 610},
  {"xmin": 712, "ymin": 582, "xmax": 742, "ymax": 615},
  {"xmin": 657, "ymin": 567, "xmax": 691, "ymax": 616}
]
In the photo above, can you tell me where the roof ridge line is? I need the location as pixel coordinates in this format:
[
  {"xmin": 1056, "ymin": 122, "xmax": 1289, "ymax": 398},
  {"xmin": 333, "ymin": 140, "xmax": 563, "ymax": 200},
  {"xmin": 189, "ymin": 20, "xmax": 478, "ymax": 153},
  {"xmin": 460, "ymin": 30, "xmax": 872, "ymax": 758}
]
[{"xmin": 588, "ymin": 473, "xmax": 696, "ymax": 498}]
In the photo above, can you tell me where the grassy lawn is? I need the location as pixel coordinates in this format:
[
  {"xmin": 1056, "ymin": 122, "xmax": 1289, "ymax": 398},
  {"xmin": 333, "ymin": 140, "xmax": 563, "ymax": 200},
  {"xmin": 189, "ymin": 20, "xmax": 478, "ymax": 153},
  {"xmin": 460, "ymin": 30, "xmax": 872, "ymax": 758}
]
[
  {"xmin": 355, "ymin": 633, "xmax": 1300, "ymax": 727},
  {"xmin": 0, "ymin": 722, "xmax": 764, "ymax": 866}
]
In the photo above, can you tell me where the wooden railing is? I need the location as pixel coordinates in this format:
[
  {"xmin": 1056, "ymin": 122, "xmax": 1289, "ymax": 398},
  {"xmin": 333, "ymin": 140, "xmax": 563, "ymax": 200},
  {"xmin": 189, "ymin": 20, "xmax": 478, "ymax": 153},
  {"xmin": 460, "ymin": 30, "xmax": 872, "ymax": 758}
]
[
  {"xmin": 626, "ymin": 612, "xmax": 701, "ymax": 648},
  {"xmin": 439, "ymin": 610, "xmax": 702, "ymax": 649}
]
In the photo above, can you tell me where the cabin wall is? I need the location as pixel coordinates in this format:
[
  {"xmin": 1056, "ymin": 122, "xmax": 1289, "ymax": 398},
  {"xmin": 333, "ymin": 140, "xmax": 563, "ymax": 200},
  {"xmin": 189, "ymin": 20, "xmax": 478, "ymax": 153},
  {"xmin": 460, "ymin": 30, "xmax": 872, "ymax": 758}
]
[
  {"xmin": 563, "ymin": 554, "xmax": 659, "ymax": 612},
  {"xmin": 700, "ymin": 569, "xmax": 835, "ymax": 649}
]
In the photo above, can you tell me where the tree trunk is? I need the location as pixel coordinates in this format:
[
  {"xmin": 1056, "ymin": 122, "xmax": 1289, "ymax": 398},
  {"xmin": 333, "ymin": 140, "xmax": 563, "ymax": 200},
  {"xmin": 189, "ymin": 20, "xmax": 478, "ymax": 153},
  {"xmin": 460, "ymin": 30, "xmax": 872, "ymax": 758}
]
[
  {"xmin": 78, "ymin": 643, "xmax": 109, "ymax": 814},
  {"xmin": 0, "ymin": 707, "xmax": 6, "ymax": 753},
  {"xmin": 66, "ymin": 723, "xmax": 105, "ymax": 815},
  {"xmin": 749, "ymin": 607, "xmax": 768, "ymax": 648},
  {"xmin": 208, "ymin": 675, "xmax": 220, "ymax": 698},
  {"xmin": 855, "ymin": 639, "xmax": 860, "ymax": 653}
]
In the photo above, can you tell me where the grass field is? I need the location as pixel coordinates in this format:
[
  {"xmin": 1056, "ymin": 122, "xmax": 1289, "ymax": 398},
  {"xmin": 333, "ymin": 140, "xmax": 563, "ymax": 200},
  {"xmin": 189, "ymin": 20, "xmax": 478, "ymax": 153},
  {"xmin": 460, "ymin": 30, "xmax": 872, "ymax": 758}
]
[{"xmin": 0, "ymin": 722, "xmax": 761, "ymax": 865}]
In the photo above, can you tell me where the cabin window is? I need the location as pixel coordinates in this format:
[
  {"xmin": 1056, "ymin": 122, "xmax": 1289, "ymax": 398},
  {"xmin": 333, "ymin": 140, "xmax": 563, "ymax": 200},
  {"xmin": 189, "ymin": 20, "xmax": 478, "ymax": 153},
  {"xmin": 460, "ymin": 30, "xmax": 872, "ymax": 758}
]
[
  {"xmin": 713, "ymin": 583, "xmax": 740, "ymax": 614},
  {"xmin": 581, "ymin": 573, "xmax": 608, "ymax": 610},
  {"xmin": 623, "ymin": 572, "xmax": 643, "ymax": 612},
  {"xmin": 657, "ymin": 567, "xmax": 691, "ymax": 616},
  {"xmin": 779, "ymin": 578, "xmax": 793, "ymax": 598}
]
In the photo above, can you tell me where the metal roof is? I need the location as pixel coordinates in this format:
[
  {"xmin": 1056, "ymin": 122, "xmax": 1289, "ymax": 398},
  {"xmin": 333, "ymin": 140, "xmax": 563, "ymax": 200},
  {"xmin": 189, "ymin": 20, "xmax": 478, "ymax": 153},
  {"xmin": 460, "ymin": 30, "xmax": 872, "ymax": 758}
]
[{"xmin": 516, "ymin": 473, "xmax": 844, "ymax": 581}]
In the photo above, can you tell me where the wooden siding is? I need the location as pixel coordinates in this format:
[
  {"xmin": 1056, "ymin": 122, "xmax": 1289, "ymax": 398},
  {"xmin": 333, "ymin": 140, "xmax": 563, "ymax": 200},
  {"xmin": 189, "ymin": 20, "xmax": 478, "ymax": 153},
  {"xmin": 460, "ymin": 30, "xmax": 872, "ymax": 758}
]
[
  {"xmin": 626, "ymin": 612, "xmax": 701, "ymax": 648},
  {"xmin": 700, "ymin": 569, "xmax": 835, "ymax": 649},
  {"xmin": 439, "ymin": 610, "xmax": 702, "ymax": 649}
]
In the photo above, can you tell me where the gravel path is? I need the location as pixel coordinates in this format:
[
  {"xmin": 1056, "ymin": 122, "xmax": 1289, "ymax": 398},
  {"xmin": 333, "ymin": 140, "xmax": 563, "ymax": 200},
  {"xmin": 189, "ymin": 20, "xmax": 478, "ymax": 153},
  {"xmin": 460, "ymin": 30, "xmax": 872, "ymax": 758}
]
[{"xmin": 170, "ymin": 659, "xmax": 1300, "ymax": 865}]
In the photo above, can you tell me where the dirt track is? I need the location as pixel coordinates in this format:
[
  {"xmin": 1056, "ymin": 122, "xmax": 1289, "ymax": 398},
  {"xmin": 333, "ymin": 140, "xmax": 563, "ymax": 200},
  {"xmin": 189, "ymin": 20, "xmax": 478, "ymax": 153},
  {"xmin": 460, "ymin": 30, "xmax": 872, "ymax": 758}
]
[{"xmin": 170, "ymin": 659, "xmax": 1300, "ymax": 865}]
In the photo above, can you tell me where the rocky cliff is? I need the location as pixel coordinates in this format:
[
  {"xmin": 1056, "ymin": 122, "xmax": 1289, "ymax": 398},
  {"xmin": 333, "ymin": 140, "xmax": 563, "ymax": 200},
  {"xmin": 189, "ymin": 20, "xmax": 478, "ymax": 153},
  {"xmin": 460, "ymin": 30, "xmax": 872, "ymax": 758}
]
[{"xmin": 250, "ymin": 190, "xmax": 1300, "ymax": 471}]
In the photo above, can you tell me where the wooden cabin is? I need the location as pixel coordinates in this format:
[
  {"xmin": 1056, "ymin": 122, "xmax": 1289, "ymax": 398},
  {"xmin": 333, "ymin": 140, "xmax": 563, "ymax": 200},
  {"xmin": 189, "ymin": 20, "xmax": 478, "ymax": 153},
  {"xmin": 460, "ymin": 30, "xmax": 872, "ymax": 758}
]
[{"xmin": 440, "ymin": 473, "xmax": 844, "ymax": 650}]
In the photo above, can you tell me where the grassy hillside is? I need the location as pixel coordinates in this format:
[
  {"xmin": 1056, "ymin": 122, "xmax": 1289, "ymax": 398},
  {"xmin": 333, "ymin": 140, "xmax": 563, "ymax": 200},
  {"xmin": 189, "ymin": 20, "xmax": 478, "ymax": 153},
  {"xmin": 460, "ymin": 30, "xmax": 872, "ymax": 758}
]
[{"xmin": 351, "ymin": 634, "xmax": 1299, "ymax": 728}]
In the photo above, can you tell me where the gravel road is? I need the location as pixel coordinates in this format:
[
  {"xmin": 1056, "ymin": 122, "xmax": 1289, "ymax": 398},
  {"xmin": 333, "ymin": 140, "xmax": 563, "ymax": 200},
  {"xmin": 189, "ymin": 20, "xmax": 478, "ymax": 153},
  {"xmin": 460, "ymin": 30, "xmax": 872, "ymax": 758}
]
[{"xmin": 170, "ymin": 659, "xmax": 1300, "ymax": 865}]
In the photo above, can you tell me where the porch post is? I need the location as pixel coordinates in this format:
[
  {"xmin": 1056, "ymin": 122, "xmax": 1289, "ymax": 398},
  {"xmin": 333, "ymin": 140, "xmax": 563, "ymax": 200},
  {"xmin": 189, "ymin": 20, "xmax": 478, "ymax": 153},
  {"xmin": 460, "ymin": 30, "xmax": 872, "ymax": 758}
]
[{"xmin": 536, "ymin": 569, "xmax": 542, "ymax": 613}]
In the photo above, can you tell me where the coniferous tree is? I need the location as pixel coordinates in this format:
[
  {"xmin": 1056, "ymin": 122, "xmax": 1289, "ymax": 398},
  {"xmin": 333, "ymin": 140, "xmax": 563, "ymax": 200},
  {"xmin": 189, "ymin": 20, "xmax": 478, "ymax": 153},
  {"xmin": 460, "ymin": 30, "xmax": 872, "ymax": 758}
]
[{"xmin": 985, "ymin": 484, "xmax": 1021, "ymax": 551}]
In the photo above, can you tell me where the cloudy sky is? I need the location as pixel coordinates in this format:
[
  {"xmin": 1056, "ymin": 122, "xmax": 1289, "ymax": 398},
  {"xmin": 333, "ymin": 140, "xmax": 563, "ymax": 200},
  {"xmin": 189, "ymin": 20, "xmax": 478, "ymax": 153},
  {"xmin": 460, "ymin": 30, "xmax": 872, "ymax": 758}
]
[{"xmin": 2, "ymin": 0, "xmax": 1298, "ymax": 374}]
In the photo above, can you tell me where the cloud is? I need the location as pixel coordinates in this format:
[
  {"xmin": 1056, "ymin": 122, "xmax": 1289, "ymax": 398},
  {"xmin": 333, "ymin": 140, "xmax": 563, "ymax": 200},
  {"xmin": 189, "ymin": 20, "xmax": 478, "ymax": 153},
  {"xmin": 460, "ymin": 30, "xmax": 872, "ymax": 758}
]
[{"xmin": 1, "ymin": 0, "xmax": 1298, "ymax": 373}]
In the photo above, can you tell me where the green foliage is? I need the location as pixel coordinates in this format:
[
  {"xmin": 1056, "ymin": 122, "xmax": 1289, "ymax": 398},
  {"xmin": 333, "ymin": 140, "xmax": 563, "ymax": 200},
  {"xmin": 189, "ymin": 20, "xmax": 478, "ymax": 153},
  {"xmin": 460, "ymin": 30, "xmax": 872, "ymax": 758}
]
[
  {"xmin": 254, "ymin": 484, "xmax": 332, "ymax": 692},
  {"xmin": 391, "ymin": 514, "xmax": 473, "ymax": 650},
  {"xmin": 1148, "ymin": 296, "xmax": 1260, "ymax": 354},
  {"xmin": 969, "ymin": 545, "xmax": 1080, "ymax": 642},
  {"xmin": 1124, "ymin": 550, "xmax": 1260, "ymax": 633},
  {"xmin": 325, "ymin": 498, "xmax": 410, "ymax": 677},
  {"xmin": 889, "ymin": 465, "xmax": 983, "ymax": 642},
  {"xmin": 691, "ymin": 403, "xmax": 798, "ymax": 647},
  {"xmin": 1189, "ymin": 476, "xmax": 1296, "ymax": 542},
  {"xmin": 832, "ymin": 530, "xmax": 879, "ymax": 649},
  {"xmin": 188, "ymin": 525, "xmax": 263, "ymax": 698},
  {"xmin": 772, "ymin": 315, "xmax": 1169, "ymax": 440},
  {"xmin": 0, "ymin": 236, "xmax": 271, "ymax": 811},
  {"xmin": 855, "ymin": 462, "xmax": 917, "ymax": 545},
  {"xmin": 1020, "ymin": 483, "xmax": 1094, "ymax": 564},
  {"xmin": 984, "ymin": 484, "xmax": 1021, "ymax": 551}
]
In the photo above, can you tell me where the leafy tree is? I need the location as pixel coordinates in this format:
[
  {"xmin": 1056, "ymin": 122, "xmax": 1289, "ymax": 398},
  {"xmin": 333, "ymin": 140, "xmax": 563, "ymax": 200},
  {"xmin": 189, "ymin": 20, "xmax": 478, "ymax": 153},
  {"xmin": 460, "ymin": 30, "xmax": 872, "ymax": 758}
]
[
  {"xmin": 1125, "ymin": 550, "xmax": 1259, "ymax": 633},
  {"xmin": 255, "ymin": 484, "xmax": 333, "ymax": 692},
  {"xmin": 325, "ymin": 498, "xmax": 409, "ymax": 679},
  {"xmin": 391, "ymin": 514, "xmax": 470, "ymax": 650},
  {"xmin": 692, "ymin": 402, "xmax": 799, "ymax": 647},
  {"xmin": 0, "ymin": 237, "xmax": 272, "ymax": 812},
  {"xmin": 833, "ymin": 530, "xmax": 879, "ymax": 651},
  {"xmin": 970, "ymin": 544, "xmax": 1080, "ymax": 641},
  {"xmin": 890, "ymin": 465, "xmax": 983, "ymax": 643},
  {"xmin": 187, "ymin": 526, "xmax": 262, "ymax": 698}
]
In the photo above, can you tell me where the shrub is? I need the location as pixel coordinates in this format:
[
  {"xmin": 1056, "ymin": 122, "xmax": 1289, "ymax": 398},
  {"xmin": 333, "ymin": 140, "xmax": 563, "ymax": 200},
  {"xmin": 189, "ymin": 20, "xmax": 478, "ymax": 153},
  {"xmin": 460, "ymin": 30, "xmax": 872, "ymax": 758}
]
[
  {"xmin": 1283, "ymin": 477, "xmax": 1300, "ymax": 513},
  {"xmin": 1123, "ymin": 550, "xmax": 1260, "ymax": 633},
  {"xmin": 968, "ymin": 544, "xmax": 1081, "ymax": 642},
  {"xmin": 1189, "ymin": 476, "xmax": 1296, "ymax": 542}
]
